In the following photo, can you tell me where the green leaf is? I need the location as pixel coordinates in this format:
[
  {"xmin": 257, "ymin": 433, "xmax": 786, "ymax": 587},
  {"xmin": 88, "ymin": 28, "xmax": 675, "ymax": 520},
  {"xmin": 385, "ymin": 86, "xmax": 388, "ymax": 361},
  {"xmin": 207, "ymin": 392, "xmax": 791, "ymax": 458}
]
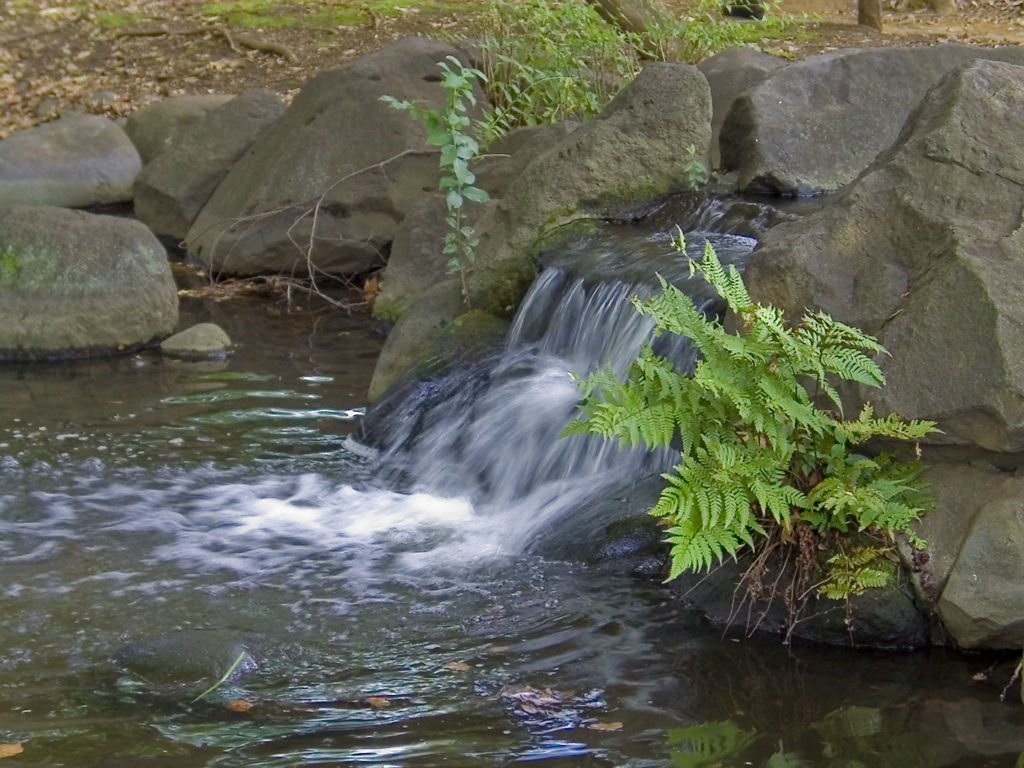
[{"xmin": 461, "ymin": 185, "xmax": 490, "ymax": 204}]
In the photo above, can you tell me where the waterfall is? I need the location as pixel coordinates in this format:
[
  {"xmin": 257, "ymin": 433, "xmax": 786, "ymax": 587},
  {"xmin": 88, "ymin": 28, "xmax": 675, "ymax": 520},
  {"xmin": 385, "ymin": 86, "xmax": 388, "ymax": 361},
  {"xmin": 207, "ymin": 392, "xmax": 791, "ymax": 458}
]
[{"xmin": 363, "ymin": 206, "xmax": 758, "ymax": 550}]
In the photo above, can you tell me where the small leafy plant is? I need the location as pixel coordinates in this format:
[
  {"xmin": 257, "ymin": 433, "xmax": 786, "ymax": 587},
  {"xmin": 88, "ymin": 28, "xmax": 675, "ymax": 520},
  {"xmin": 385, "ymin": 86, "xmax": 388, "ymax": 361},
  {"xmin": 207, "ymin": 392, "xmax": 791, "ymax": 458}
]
[
  {"xmin": 632, "ymin": 0, "xmax": 801, "ymax": 62},
  {"xmin": 473, "ymin": 0, "xmax": 640, "ymax": 141},
  {"xmin": 381, "ymin": 56, "xmax": 490, "ymax": 306},
  {"xmin": 562, "ymin": 235, "xmax": 936, "ymax": 596}
]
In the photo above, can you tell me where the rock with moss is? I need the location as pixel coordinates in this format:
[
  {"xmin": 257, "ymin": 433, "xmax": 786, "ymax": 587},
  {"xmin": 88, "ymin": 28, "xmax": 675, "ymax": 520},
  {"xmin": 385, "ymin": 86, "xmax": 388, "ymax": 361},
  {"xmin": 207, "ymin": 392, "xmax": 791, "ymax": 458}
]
[
  {"xmin": 372, "ymin": 196, "xmax": 497, "ymax": 325},
  {"xmin": 0, "ymin": 205, "xmax": 178, "ymax": 359},
  {"xmin": 467, "ymin": 61, "xmax": 712, "ymax": 316},
  {"xmin": 368, "ymin": 280, "xmax": 467, "ymax": 401},
  {"xmin": 368, "ymin": 279, "xmax": 509, "ymax": 401}
]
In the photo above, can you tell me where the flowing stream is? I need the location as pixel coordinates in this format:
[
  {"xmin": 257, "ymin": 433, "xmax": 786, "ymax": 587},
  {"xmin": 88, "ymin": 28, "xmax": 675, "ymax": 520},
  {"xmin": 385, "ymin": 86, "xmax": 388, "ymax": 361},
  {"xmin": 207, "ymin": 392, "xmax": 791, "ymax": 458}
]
[{"xmin": 1, "ymin": 203, "xmax": 1023, "ymax": 767}]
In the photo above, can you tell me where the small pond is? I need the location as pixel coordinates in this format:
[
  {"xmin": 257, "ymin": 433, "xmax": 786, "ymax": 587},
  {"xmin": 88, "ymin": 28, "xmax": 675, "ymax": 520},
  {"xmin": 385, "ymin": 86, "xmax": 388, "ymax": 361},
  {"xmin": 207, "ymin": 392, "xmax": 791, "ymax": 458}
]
[{"xmin": 1, "ymin": 238, "xmax": 1023, "ymax": 767}]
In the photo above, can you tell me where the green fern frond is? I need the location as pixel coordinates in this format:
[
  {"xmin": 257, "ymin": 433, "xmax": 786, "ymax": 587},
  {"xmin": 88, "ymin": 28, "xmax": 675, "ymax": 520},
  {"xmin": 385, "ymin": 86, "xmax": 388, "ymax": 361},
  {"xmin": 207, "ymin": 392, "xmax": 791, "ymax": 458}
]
[
  {"xmin": 666, "ymin": 523, "xmax": 746, "ymax": 576},
  {"xmin": 560, "ymin": 237, "xmax": 938, "ymax": 588}
]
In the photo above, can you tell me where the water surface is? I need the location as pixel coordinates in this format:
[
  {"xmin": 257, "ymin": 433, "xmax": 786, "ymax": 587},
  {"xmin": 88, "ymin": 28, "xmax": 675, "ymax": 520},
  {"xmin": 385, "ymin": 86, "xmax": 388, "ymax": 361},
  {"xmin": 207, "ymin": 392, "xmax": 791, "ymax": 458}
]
[{"xmin": 1, "ymin": 253, "xmax": 1022, "ymax": 768}]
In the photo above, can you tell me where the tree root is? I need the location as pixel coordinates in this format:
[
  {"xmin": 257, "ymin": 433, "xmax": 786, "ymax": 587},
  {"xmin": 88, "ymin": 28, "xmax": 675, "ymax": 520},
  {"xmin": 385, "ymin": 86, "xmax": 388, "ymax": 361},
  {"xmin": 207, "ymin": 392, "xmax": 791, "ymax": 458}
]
[{"xmin": 115, "ymin": 25, "xmax": 298, "ymax": 63}]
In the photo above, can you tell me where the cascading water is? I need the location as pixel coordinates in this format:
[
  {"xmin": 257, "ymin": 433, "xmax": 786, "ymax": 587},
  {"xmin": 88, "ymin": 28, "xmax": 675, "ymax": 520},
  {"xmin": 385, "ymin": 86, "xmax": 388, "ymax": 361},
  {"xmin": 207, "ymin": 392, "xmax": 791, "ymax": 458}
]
[
  {"xmin": 363, "ymin": 221, "xmax": 758, "ymax": 552},
  {"xmin": 2, "ymin": 198, "xmax": 1022, "ymax": 768}
]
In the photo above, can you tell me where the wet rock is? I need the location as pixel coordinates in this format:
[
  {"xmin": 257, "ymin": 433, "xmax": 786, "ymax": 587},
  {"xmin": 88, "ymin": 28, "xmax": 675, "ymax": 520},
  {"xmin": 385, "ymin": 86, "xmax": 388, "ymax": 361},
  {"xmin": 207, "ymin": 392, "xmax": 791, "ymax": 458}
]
[
  {"xmin": 186, "ymin": 37, "xmax": 487, "ymax": 278},
  {"xmin": 671, "ymin": 554, "xmax": 930, "ymax": 650},
  {"xmin": 160, "ymin": 323, "xmax": 233, "ymax": 360},
  {"xmin": 0, "ymin": 205, "xmax": 178, "ymax": 359},
  {"xmin": 134, "ymin": 89, "xmax": 285, "ymax": 241},
  {"xmin": 113, "ymin": 629, "xmax": 263, "ymax": 689},
  {"xmin": 0, "ymin": 114, "xmax": 141, "ymax": 208},
  {"xmin": 525, "ymin": 474, "xmax": 667, "ymax": 576},
  {"xmin": 123, "ymin": 94, "xmax": 234, "ymax": 164},
  {"xmin": 720, "ymin": 44, "xmax": 1024, "ymax": 195},
  {"xmin": 368, "ymin": 280, "xmax": 469, "ymax": 401}
]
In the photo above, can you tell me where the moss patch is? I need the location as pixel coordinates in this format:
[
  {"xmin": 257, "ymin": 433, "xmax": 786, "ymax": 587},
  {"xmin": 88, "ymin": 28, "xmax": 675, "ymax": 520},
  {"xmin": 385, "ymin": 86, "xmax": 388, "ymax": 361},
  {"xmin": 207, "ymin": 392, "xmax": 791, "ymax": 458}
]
[
  {"xmin": 0, "ymin": 247, "xmax": 23, "ymax": 288},
  {"xmin": 95, "ymin": 13, "xmax": 135, "ymax": 27}
]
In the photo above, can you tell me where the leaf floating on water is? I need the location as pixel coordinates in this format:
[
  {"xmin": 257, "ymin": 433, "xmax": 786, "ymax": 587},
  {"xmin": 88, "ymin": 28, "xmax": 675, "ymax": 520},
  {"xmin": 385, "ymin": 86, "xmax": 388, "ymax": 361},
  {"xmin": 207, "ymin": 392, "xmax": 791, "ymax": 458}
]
[
  {"xmin": 226, "ymin": 699, "xmax": 253, "ymax": 712},
  {"xmin": 444, "ymin": 661, "xmax": 471, "ymax": 672},
  {"xmin": 365, "ymin": 696, "xmax": 391, "ymax": 708},
  {"xmin": 0, "ymin": 744, "xmax": 24, "ymax": 759},
  {"xmin": 586, "ymin": 721, "xmax": 623, "ymax": 731}
]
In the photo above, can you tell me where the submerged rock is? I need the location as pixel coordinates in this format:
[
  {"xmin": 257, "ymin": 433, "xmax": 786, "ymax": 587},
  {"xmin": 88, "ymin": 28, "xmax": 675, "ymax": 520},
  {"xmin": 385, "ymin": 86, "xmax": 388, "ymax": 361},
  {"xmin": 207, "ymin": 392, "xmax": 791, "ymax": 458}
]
[
  {"xmin": 160, "ymin": 323, "xmax": 233, "ymax": 360},
  {"xmin": 113, "ymin": 629, "xmax": 263, "ymax": 689}
]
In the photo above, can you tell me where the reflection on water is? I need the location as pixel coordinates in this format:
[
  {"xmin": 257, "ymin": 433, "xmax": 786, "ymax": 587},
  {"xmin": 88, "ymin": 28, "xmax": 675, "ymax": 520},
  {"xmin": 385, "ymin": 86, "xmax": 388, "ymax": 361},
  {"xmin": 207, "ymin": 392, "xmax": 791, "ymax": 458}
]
[{"xmin": 1, "ymin": 282, "xmax": 1023, "ymax": 767}]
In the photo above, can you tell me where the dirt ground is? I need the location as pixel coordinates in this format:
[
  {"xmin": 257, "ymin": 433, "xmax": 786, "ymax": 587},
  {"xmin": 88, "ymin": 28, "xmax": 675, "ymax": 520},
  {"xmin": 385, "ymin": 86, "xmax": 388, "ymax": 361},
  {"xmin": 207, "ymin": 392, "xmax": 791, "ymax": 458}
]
[{"xmin": 0, "ymin": 0, "xmax": 1022, "ymax": 139}]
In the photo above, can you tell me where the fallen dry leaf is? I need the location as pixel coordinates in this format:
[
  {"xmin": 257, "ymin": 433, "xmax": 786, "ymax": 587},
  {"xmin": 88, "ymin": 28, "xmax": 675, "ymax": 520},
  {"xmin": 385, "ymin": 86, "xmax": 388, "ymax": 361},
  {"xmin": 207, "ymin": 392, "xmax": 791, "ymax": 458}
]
[
  {"xmin": 0, "ymin": 744, "xmax": 24, "ymax": 759},
  {"xmin": 225, "ymin": 699, "xmax": 253, "ymax": 712},
  {"xmin": 586, "ymin": 721, "xmax": 623, "ymax": 731},
  {"xmin": 365, "ymin": 696, "xmax": 391, "ymax": 708}
]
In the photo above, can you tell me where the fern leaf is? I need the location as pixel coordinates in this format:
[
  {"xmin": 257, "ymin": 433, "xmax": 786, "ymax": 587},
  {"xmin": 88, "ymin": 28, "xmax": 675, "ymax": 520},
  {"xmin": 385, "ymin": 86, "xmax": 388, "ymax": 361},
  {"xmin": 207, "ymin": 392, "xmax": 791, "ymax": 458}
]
[{"xmin": 666, "ymin": 524, "xmax": 745, "ymax": 576}]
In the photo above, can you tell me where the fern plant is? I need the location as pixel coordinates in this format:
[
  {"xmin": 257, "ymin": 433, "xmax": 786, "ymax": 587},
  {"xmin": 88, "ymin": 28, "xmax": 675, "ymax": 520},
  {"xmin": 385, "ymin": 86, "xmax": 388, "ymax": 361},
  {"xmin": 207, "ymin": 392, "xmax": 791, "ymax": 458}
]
[{"xmin": 562, "ymin": 235, "xmax": 937, "ymax": 591}]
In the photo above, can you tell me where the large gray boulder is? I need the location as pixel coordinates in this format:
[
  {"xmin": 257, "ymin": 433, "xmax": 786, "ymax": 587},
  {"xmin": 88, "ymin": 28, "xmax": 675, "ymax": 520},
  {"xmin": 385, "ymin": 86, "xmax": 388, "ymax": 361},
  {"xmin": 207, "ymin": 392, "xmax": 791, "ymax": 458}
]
[
  {"xmin": 474, "ymin": 121, "xmax": 581, "ymax": 198},
  {"xmin": 720, "ymin": 44, "xmax": 1024, "ymax": 195},
  {"xmin": 0, "ymin": 205, "xmax": 178, "ymax": 359},
  {"xmin": 696, "ymin": 47, "xmax": 787, "ymax": 170},
  {"xmin": 185, "ymin": 37, "xmax": 486, "ymax": 278},
  {"xmin": 746, "ymin": 59, "xmax": 1024, "ymax": 452},
  {"xmin": 0, "ymin": 115, "xmax": 141, "ymax": 208},
  {"xmin": 123, "ymin": 94, "xmax": 234, "ymax": 164},
  {"xmin": 741, "ymin": 59, "xmax": 1024, "ymax": 649},
  {"xmin": 467, "ymin": 60, "xmax": 713, "ymax": 316},
  {"xmin": 134, "ymin": 89, "xmax": 285, "ymax": 241}
]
